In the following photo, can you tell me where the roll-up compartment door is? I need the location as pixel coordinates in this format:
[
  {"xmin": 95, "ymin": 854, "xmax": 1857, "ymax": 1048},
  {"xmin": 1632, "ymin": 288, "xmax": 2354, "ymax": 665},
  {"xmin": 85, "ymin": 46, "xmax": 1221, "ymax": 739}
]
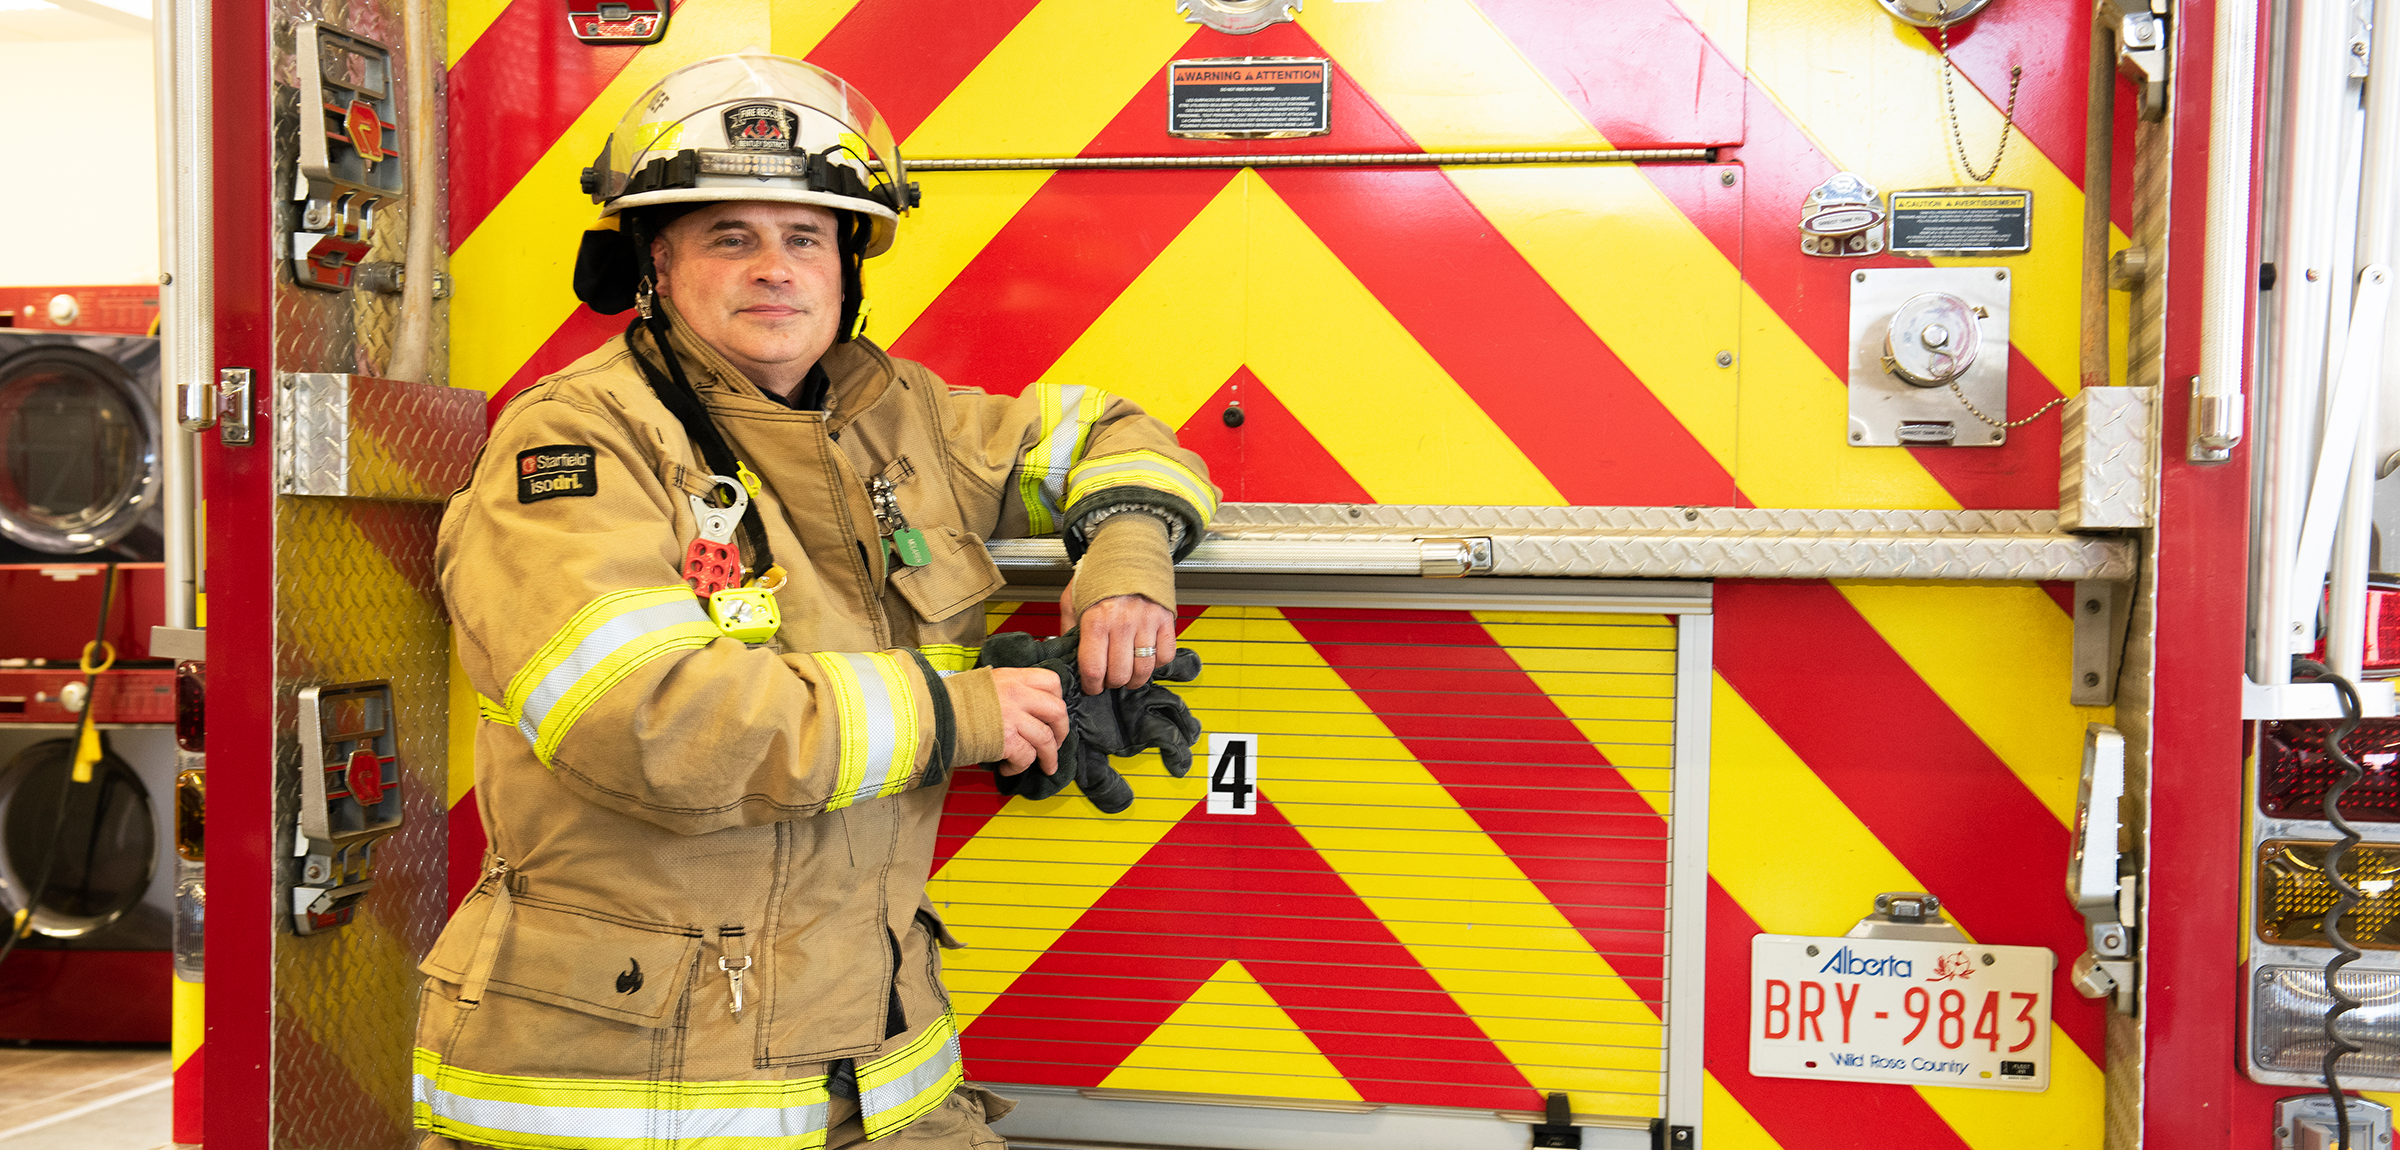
[{"xmin": 931, "ymin": 582, "xmax": 1711, "ymax": 1149}]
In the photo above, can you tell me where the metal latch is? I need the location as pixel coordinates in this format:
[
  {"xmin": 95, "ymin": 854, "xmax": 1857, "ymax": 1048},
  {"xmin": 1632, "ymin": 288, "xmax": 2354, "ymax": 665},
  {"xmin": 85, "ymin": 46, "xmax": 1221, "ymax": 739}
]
[
  {"xmin": 217, "ymin": 368, "xmax": 253, "ymax": 446},
  {"xmin": 2100, "ymin": 0, "xmax": 2171, "ymax": 120},
  {"xmin": 2065, "ymin": 724, "xmax": 2136, "ymax": 1014},
  {"xmin": 566, "ymin": 0, "xmax": 667, "ymax": 43},
  {"xmin": 2276, "ymin": 1093, "xmax": 2392, "ymax": 1150},
  {"xmin": 1848, "ymin": 891, "xmax": 1969, "ymax": 942},
  {"xmin": 290, "ymin": 21, "xmax": 405, "ymax": 292},
  {"xmin": 293, "ymin": 680, "xmax": 403, "ymax": 935},
  {"xmin": 1417, "ymin": 537, "xmax": 1493, "ymax": 578}
]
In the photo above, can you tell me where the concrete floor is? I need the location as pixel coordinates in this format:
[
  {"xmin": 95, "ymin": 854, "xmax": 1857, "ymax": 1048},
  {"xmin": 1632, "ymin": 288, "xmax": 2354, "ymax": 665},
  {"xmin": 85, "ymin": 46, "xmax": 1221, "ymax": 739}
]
[{"xmin": 0, "ymin": 1044, "xmax": 172, "ymax": 1150}]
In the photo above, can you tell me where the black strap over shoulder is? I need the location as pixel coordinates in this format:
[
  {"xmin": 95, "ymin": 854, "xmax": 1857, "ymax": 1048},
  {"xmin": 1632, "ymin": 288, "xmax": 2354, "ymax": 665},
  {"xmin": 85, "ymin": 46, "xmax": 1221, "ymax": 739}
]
[{"xmin": 623, "ymin": 313, "xmax": 778, "ymax": 581}]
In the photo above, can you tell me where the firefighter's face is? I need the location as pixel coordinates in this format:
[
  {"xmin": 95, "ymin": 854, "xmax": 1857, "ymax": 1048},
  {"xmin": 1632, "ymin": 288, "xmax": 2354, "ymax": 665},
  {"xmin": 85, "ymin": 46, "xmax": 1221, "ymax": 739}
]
[{"xmin": 651, "ymin": 201, "xmax": 843, "ymax": 396}]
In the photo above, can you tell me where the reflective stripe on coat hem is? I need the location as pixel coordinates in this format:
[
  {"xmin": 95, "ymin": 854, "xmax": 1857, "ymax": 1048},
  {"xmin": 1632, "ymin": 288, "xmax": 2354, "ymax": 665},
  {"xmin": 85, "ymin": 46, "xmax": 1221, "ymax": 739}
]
[{"xmin": 412, "ymin": 1048, "xmax": 832, "ymax": 1150}]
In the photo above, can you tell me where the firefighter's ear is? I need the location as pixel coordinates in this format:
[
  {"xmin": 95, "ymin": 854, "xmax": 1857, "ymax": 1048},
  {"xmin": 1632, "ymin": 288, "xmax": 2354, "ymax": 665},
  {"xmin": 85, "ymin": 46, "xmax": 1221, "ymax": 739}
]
[{"xmin": 573, "ymin": 229, "xmax": 642, "ymax": 315}]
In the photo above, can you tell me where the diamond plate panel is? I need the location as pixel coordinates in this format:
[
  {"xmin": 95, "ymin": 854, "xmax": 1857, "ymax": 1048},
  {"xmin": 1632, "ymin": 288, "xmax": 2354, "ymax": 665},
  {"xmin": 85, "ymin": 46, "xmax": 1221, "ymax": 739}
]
[
  {"xmin": 2060, "ymin": 387, "xmax": 2158, "ymax": 531},
  {"xmin": 267, "ymin": 0, "xmax": 450, "ymax": 1140},
  {"xmin": 280, "ymin": 373, "xmax": 485, "ymax": 500},
  {"xmin": 989, "ymin": 505, "xmax": 2136, "ymax": 580}
]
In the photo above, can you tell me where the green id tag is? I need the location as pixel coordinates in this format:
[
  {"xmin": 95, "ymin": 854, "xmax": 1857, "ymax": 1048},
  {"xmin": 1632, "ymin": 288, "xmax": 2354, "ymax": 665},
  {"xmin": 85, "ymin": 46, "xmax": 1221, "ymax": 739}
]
[{"xmin": 889, "ymin": 527, "xmax": 932, "ymax": 567}]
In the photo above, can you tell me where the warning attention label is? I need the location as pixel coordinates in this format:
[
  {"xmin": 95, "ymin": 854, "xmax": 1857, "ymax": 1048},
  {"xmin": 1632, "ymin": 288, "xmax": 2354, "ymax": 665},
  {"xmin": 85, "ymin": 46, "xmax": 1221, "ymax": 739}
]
[
  {"xmin": 1168, "ymin": 57, "xmax": 1329, "ymax": 139},
  {"xmin": 1887, "ymin": 189, "xmax": 2033, "ymax": 255}
]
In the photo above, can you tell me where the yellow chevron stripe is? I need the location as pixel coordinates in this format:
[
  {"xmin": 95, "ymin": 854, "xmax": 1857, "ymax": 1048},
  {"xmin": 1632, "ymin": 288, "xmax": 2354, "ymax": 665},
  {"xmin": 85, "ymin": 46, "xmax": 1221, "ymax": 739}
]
[
  {"xmin": 926, "ymin": 770, "xmax": 1202, "ymax": 1026},
  {"xmin": 1666, "ymin": 0, "xmax": 1749, "ymax": 72},
  {"xmin": 770, "ymin": 0, "xmax": 859, "ymax": 60},
  {"xmin": 1305, "ymin": 0, "xmax": 1960, "ymax": 508},
  {"xmin": 877, "ymin": 0, "xmax": 1196, "ymax": 345},
  {"xmin": 1472, "ymin": 612, "xmax": 1679, "ymax": 814},
  {"xmin": 447, "ymin": 0, "xmax": 512, "ymax": 67},
  {"xmin": 447, "ymin": 0, "xmax": 790, "ymax": 398},
  {"xmin": 1711, "ymin": 674, "xmax": 2101, "ymax": 1147},
  {"xmin": 1835, "ymin": 582, "xmax": 2112, "ymax": 827},
  {"xmin": 1099, "ymin": 960, "xmax": 1364, "ymax": 1101},
  {"xmin": 1918, "ymin": 1053, "xmax": 2103, "ymax": 1150},
  {"xmin": 1704, "ymin": 1072, "xmax": 1785, "ymax": 1150},
  {"xmin": 1742, "ymin": 0, "xmax": 2129, "ymax": 397},
  {"xmin": 1299, "ymin": 0, "xmax": 1601, "ymax": 150},
  {"xmin": 1711, "ymin": 673, "xmax": 1933, "ymax": 934},
  {"xmin": 1178, "ymin": 607, "xmax": 1664, "ymax": 1112},
  {"xmin": 1040, "ymin": 172, "xmax": 1562, "ymax": 505}
]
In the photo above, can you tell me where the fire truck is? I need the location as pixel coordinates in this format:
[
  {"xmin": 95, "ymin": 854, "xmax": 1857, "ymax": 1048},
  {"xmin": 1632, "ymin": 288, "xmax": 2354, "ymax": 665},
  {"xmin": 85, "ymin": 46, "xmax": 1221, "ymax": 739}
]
[{"xmin": 16, "ymin": 0, "xmax": 2392, "ymax": 1144}]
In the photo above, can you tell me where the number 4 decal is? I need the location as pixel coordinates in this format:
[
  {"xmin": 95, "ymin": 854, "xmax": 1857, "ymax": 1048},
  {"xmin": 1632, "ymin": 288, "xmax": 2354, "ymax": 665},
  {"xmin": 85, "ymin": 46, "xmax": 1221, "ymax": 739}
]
[{"xmin": 1207, "ymin": 733, "xmax": 1259, "ymax": 815}]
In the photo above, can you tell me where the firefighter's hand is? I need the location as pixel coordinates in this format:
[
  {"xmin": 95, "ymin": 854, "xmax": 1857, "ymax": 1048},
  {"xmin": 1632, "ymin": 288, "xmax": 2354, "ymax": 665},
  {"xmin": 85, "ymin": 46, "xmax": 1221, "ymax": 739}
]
[
  {"xmin": 1074, "ymin": 594, "xmax": 1175, "ymax": 696},
  {"xmin": 991, "ymin": 667, "xmax": 1068, "ymax": 777}
]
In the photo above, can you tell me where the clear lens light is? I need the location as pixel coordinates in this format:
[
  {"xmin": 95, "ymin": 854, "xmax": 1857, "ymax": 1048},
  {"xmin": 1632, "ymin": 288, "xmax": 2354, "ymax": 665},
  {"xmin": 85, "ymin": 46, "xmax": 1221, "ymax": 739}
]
[
  {"xmin": 698, "ymin": 151, "xmax": 809, "ymax": 178},
  {"xmin": 2256, "ymin": 966, "xmax": 2400, "ymax": 1080}
]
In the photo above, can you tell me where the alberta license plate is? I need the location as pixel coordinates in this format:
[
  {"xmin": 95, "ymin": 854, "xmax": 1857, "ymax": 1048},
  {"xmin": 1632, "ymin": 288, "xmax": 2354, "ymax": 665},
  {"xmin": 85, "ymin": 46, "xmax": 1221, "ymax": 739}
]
[{"xmin": 1750, "ymin": 935, "xmax": 2056, "ymax": 1091}]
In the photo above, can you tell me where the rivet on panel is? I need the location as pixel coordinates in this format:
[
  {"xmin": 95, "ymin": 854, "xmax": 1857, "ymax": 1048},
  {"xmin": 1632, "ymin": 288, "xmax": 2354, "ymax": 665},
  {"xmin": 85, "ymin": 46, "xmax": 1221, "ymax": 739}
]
[
  {"xmin": 1715, "ymin": 350, "xmax": 1734, "ymax": 368},
  {"xmin": 1719, "ymin": 169, "xmax": 1737, "ymax": 187}
]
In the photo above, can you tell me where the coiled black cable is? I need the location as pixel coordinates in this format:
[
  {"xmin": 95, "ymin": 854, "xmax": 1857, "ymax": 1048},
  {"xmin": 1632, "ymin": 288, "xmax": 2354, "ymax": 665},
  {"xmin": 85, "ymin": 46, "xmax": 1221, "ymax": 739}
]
[{"xmin": 2297, "ymin": 658, "xmax": 2365, "ymax": 1149}]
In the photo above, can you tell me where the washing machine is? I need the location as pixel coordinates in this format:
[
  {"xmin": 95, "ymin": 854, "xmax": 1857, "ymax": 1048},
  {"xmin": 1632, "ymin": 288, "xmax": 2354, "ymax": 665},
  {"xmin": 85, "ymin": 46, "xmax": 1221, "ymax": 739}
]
[
  {"xmin": 0, "ymin": 726, "xmax": 176, "ymax": 1042},
  {"xmin": 0, "ymin": 325, "xmax": 174, "ymax": 1042},
  {"xmin": 0, "ymin": 330, "xmax": 164, "ymax": 565}
]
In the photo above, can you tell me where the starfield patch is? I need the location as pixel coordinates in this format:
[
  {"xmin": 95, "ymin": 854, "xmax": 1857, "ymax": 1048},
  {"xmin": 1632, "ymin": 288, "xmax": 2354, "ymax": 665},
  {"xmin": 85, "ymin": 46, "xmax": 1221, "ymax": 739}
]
[
  {"xmin": 723, "ymin": 103, "xmax": 796, "ymax": 152},
  {"xmin": 517, "ymin": 445, "xmax": 597, "ymax": 503}
]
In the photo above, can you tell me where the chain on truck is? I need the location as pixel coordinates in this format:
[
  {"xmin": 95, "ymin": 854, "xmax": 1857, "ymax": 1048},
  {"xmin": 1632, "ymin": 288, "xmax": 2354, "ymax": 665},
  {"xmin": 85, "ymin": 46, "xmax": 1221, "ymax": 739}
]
[{"xmin": 4, "ymin": 0, "xmax": 2398, "ymax": 1146}]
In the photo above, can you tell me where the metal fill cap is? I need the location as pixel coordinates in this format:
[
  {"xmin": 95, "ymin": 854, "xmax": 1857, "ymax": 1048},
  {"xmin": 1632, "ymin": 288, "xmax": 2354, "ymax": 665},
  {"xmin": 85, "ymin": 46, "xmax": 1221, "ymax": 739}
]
[{"xmin": 1881, "ymin": 291, "xmax": 1982, "ymax": 386}]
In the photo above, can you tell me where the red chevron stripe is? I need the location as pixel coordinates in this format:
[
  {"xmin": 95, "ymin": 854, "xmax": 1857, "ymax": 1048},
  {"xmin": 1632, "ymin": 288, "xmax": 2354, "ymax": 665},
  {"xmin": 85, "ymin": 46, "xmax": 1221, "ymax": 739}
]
[
  {"xmin": 1707, "ymin": 878, "xmax": 1978, "ymax": 1150},
  {"xmin": 1175, "ymin": 368, "xmax": 1377, "ymax": 504},
  {"xmin": 484, "ymin": 305, "xmax": 629, "ymax": 420},
  {"xmin": 882, "ymin": 166, "xmax": 1231, "ymax": 391},
  {"xmin": 1710, "ymin": 581, "xmax": 2105, "ymax": 1063},
  {"xmin": 1271, "ymin": 165, "xmax": 1742, "ymax": 506},
  {"xmin": 1907, "ymin": 0, "xmax": 2099, "ymax": 193},
  {"xmin": 1468, "ymin": 0, "xmax": 1744, "ymax": 148},
  {"xmin": 1285, "ymin": 610, "xmax": 1671, "ymax": 1010},
  {"xmin": 1481, "ymin": 0, "xmax": 2078, "ymax": 509},
  {"xmin": 445, "ymin": 0, "xmax": 638, "ymax": 248},
  {"xmin": 806, "ymin": 0, "xmax": 1045, "ymax": 143},
  {"xmin": 962, "ymin": 801, "xmax": 1536, "ymax": 1108},
  {"xmin": 447, "ymin": 790, "xmax": 489, "ymax": 914},
  {"xmin": 888, "ymin": 21, "xmax": 1418, "ymax": 389}
]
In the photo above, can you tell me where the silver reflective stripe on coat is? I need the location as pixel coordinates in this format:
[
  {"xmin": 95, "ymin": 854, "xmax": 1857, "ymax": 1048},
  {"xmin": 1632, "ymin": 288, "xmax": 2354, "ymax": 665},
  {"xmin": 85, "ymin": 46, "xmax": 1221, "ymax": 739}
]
[
  {"xmin": 833, "ymin": 651, "xmax": 902, "ymax": 799},
  {"xmin": 415, "ymin": 1074, "xmax": 831, "ymax": 1143},
  {"xmin": 517, "ymin": 598, "xmax": 711, "ymax": 744}
]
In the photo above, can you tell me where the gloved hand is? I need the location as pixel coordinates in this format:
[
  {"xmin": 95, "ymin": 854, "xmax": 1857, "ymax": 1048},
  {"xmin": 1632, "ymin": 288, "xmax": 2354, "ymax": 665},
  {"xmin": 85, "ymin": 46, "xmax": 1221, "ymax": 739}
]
[{"xmin": 977, "ymin": 629, "xmax": 1203, "ymax": 813}]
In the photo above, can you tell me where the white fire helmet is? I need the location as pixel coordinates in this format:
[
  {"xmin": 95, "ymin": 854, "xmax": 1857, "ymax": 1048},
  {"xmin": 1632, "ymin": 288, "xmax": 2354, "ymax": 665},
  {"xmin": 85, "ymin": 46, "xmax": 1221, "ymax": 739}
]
[{"xmin": 581, "ymin": 54, "xmax": 916, "ymax": 257}]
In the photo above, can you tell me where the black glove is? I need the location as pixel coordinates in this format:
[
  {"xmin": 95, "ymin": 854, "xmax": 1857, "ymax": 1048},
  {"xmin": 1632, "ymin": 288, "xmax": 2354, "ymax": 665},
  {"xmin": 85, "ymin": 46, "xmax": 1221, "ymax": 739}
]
[{"xmin": 977, "ymin": 629, "xmax": 1203, "ymax": 813}]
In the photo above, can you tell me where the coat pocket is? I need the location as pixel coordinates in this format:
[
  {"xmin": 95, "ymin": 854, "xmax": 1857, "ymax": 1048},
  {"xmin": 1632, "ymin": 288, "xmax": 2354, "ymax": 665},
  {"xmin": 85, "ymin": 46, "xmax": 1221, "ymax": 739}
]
[
  {"xmin": 419, "ymin": 893, "xmax": 702, "ymax": 1027},
  {"xmin": 888, "ymin": 527, "xmax": 1004, "ymax": 624}
]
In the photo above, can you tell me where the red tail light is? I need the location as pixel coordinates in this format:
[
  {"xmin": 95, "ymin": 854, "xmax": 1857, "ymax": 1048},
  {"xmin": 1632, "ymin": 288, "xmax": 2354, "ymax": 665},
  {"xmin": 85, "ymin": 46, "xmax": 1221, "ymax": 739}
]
[
  {"xmin": 2309, "ymin": 580, "xmax": 2400, "ymax": 678},
  {"xmin": 175, "ymin": 660, "xmax": 205, "ymax": 752}
]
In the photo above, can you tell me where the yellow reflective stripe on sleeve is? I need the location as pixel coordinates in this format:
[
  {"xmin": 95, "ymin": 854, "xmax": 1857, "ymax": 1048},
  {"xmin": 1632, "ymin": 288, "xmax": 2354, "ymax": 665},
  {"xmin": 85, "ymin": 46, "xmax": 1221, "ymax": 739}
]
[
  {"xmin": 496, "ymin": 586, "xmax": 717, "ymax": 766},
  {"xmin": 414, "ymin": 1046, "xmax": 832, "ymax": 1149},
  {"xmin": 811, "ymin": 651, "xmax": 924, "ymax": 809},
  {"xmin": 856, "ymin": 1012, "xmax": 964, "ymax": 1140},
  {"xmin": 1016, "ymin": 382, "xmax": 1105, "ymax": 535},
  {"xmin": 1064, "ymin": 449, "xmax": 1219, "ymax": 523},
  {"xmin": 917, "ymin": 644, "xmax": 978, "ymax": 674}
]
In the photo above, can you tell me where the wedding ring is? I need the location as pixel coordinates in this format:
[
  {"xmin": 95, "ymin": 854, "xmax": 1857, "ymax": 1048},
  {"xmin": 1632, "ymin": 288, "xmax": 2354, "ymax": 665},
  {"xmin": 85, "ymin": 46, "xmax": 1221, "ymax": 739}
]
[{"xmin": 1133, "ymin": 646, "xmax": 1156, "ymax": 658}]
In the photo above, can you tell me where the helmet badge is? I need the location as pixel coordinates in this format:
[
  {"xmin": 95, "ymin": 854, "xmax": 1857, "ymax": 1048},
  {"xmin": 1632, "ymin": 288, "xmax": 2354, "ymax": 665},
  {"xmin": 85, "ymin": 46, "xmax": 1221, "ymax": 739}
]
[{"xmin": 723, "ymin": 103, "xmax": 797, "ymax": 153}]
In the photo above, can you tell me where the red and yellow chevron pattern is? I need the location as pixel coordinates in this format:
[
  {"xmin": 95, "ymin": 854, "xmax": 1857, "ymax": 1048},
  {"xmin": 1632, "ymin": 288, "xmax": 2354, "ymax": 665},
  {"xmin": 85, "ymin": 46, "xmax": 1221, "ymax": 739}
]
[{"xmin": 441, "ymin": 1, "xmax": 2126, "ymax": 1144}]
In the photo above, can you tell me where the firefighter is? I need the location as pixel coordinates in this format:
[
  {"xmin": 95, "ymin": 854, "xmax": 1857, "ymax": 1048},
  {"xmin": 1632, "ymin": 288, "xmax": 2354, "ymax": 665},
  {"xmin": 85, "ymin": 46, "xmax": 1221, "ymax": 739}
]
[{"xmin": 411, "ymin": 54, "xmax": 1216, "ymax": 1149}]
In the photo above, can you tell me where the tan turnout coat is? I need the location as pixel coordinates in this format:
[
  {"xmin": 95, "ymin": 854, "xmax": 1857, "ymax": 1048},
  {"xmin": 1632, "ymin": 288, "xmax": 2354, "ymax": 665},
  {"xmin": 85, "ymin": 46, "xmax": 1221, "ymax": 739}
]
[{"xmin": 411, "ymin": 313, "xmax": 1214, "ymax": 1150}]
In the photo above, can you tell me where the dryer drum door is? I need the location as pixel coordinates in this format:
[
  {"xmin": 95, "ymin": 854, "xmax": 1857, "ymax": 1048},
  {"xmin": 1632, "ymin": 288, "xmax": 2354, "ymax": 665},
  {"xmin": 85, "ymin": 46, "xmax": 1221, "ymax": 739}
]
[
  {"xmin": 0, "ymin": 738, "xmax": 158, "ymax": 939},
  {"xmin": 0, "ymin": 339, "xmax": 161, "ymax": 556}
]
